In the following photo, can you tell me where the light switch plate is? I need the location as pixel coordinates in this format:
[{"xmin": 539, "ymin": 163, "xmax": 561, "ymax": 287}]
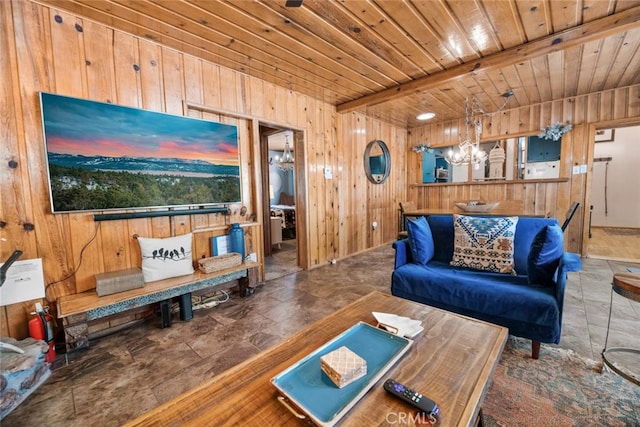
[
  {"xmin": 572, "ymin": 165, "xmax": 580, "ymax": 175},
  {"xmin": 324, "ymin": 167, "xmax": 333, "ymax": 179},
  {"xmin": 580, "ymin": 164, "xmax": 587, "ymax": 173}
]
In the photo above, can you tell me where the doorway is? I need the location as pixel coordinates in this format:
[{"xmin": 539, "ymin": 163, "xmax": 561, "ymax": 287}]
[
  {"xmin": 586, "ymin": 124, "xmax": 640, "ymax": 262},
  {"xmin": 260, "ymin": 125, "xmax": 304, "ymax": 280}
]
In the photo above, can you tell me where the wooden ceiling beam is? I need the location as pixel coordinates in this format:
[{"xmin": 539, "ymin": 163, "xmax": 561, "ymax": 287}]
[{"xmin": 337, "ymin": 6, "xmax": 640, "ymax": 113}]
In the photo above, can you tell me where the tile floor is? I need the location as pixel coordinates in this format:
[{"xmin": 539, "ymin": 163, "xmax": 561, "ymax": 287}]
[
  {"xmin": 264, "ymin": 238, "xmax": 300, "ymax": 281},
  {"xmin": 4, "ymin": 245, "xmax": 640, "ymax": 426}
]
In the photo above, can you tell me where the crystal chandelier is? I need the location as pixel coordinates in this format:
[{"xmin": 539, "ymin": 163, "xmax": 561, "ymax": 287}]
[
  {"xmin": 277, "ymin": 134, "xmax": 295, "ymax": 172},
  {"xmin": 445, "ymin": 91, "xmax": 513, "ymax": 167}
]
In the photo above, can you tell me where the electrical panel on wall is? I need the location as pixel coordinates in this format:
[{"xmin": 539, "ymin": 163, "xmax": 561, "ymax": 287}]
[{"xmin": 525, "ymin": 161, "xmax": 560, "ymax": 179}]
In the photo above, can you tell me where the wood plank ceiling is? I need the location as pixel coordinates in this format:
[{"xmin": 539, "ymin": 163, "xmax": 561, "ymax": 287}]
[{"xmin": 34, "ymin": 0, "xmax": 640, "ymax": 127}]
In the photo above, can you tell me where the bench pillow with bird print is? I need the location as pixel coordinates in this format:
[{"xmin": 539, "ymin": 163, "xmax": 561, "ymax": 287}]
[{"xmin": 138, "ymin": 233, "xmax": 194, "ymax": 282}]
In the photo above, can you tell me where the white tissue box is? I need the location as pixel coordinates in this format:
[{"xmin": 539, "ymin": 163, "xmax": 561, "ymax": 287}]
[{"xmin": 320, "ymin": 346, "xmax": 367, "ymax": 388}]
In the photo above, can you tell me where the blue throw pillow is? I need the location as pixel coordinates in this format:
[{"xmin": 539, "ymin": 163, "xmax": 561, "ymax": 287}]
[
  {"xmin": 407, "ymin": 216, "xmax": 434, "ymax": 265},
  {"xmin": 528, "ymin": 224, "xmax": 564, "ymax": 285}
]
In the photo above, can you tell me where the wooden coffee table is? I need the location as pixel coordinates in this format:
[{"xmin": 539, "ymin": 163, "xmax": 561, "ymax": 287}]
[{"xmin": 126, "ymin": 291, "xmax": 508, "ymax": 426}]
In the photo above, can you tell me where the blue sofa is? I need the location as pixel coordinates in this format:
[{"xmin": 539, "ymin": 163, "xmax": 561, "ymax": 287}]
[{"xmin": 391, "ymin": 215, "xmax": 582, "ymax": 358}]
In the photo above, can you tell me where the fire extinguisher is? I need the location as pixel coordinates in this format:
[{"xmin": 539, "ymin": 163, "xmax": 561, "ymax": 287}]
[{"xmin": 28, "ymin": 302, "xmax": 56, "ymax": 363}]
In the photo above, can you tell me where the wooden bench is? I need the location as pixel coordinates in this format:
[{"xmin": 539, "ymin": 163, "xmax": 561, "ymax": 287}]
[{"xmin": 57, "ymin": 261, "xmax": 259, "ymax": 352}]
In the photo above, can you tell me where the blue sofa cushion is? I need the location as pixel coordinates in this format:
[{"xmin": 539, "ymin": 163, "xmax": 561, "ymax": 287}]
[
  {"xmin": 407, "ymin": 216, "xmax": 434, "ymax": 265},
  {"xmin": 391, "ymin": 262, "xmax": 561, "ymax": 342},
  {"xmin": 528, "ymin": 224, "xmax": 564, "ymax": 286},
  {"xmin": 427, "ymin": 215, "xmax": 455, "ymax": 264},
  {"xmin": 450, "ymin": 215, "xmax": 518, "ymax": 274}
]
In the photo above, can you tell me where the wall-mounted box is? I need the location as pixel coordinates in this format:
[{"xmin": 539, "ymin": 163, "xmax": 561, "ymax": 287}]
[
  {"xmin": 525, "ymin": 160, "xmax": 560, "ymax": 179},
  {"xmin": 527, "ymin": 135, "xmax": 561, "ymax": 163}
]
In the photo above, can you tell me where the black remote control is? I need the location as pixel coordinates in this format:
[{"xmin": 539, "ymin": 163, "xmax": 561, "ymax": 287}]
[{"xmin": 383, "ymin": 379, "xmax": 439, "ymax": 416}]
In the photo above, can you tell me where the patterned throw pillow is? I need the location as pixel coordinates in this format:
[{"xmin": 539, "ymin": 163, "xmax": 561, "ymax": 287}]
[
  {"xmin": 450, "ymin": 215, "xmax": 519, "ymax": 274},
  {"xmin": 137, "ymin": 233, "xmax": 194, "ymax": 282}
]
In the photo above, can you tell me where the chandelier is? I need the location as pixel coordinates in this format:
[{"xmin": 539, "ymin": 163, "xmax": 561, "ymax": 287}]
[
  {"xmin": 445, "ymin": 91, "xmax": 513, "ymax": 167},
  {"xmin": 277, "ymin": 134, "xmax": 295, "ymax": 172}
]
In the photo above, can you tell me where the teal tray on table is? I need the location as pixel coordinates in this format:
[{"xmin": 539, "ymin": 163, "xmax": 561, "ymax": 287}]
[{"xmin": 271, "ymin": 321, "xmax": 413, "ymax": 426}]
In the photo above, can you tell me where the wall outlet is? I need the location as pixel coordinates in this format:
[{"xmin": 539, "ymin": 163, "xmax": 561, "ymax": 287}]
[
  {"xmin": 580, "ymin": 164, "xmax": 587, "ymax": 173},
  {"xmin": 248, "ymin": 252, "xmax": 257, "ymax": 262},
  {"xmin": 324, "ymin": 167, "xmax": 333, "ymax": 179},
  {"xmin": 572, "ymin": 165, "xmax": 580, "ymax": 175}
]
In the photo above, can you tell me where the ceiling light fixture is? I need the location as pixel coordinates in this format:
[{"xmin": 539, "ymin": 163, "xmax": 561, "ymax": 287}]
[
  {"xmin": 416, "ymin": 112, "xmax": 436, "ymax": 121},
  {"xmin": 277, "ymin": 134, "xmax": 295, "ymax": 172},
  {"xmin": 445, "ymin": 91, "xmax": 514, "ymax": 168}
]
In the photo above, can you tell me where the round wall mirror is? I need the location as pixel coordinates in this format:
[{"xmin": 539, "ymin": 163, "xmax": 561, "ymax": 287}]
[{"xmin": 364, "ymin": 140, "xmax": 391, "ymax": 184}]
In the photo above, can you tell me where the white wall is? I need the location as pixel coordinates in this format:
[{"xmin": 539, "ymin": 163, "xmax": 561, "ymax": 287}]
[{"xmin": 591, "ymin": 125, "xmax": 640, "ymax": 228}]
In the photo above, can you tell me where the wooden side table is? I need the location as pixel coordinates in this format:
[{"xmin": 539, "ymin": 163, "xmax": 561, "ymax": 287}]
[{"xmin": 602, "ymin": 272, "xmax": 640, "ymax": 385}]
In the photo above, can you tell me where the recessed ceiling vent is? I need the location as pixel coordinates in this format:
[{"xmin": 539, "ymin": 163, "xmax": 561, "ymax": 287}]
[{"xmin": 285, "ymin": 0, "xmax": 304, "ymax": 7}]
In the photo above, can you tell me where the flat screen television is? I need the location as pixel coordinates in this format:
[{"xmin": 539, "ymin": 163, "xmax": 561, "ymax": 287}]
[{"xmin": 39, "ymin": 92, "xmax": 241, "ymax": 213}]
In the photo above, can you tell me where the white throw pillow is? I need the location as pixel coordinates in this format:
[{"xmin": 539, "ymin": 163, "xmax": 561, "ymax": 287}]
[{"xmin": 137, "ymin": 233, "xmax": 194, "ymax": 282}]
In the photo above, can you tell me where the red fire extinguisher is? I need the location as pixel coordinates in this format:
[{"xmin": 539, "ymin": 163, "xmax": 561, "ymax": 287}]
[{"xmin": 28, "ymin": 302, "xmax": 56, "ymax": 363}]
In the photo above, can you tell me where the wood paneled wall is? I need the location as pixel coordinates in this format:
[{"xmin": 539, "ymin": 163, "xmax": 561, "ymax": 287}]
[
  {"xmin": 407, "ymin": 85, "xmax": 640, "ymax": 253},
  {"xmin": 0, "ymin": 1, "xmax": 407, "ymax": 339},
  {"xmin": 337, "ymin": 112, "xmax": 408, "ymax": 256}
]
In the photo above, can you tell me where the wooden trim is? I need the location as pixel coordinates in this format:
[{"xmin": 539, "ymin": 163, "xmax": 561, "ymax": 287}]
[
  {"xmin": 260, "ymin": 129, "xmax": 273, "ymax": 259},
  {"xmin": 185, "ymin": 100, "xmax": 305, "ymax": 132},
  {"xmin": 337, "ymin": 6, "xmax": 640, "ymax": 112},
  {"xmin": 410, "ymin": 178, "xmax": 570, "ymax": 187},
  {"xmin": 249, "ymin": 118, "xmax": 266, "ymax": 280},
  {"xmin": 190, "ymin": 222, "xmax": 259, "ymax": 235}
]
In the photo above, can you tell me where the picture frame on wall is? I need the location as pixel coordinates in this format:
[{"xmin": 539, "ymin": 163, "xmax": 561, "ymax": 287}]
[{"xmin": 595, "ymin": 129, "xmax": 615, "ymax": 142}]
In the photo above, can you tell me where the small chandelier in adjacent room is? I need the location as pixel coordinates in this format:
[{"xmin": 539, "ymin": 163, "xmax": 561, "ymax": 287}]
[
  {"xmin": 277, "ymin": 134, "xmax": 295, "ymax": 172},
  {"xmin": 445, "ymin": 91, "xmax": 513, "ymax": 168}
]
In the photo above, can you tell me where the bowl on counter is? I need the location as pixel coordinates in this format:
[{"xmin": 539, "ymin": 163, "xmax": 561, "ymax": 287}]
[{"xmin": 454, "ymin": 201, "xmax": 500, "ymax": 213}]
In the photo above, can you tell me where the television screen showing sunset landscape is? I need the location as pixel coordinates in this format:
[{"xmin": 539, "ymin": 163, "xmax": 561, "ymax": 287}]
[{"xmin": 40, "ymin": 92, "xmax": 241, "ymax": 213}]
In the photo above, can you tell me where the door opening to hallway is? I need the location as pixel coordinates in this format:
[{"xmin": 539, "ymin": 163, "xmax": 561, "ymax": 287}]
[{"xmin": 586, "ymin": 124, "xmax": 640, "ymax": 263}]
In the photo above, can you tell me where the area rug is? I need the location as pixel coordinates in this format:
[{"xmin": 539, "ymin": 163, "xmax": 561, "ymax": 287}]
[{"xmin": 482, "ymin": 337, "xmax": 640, "ymax": 426}]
